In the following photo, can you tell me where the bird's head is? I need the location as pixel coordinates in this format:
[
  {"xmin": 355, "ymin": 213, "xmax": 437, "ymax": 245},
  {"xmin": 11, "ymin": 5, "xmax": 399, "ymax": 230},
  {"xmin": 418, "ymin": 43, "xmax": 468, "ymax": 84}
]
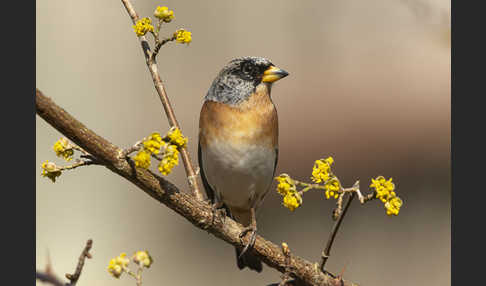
[{"xmin": 205, "ymin": 56, "xmax": 289, "ymax": 105}]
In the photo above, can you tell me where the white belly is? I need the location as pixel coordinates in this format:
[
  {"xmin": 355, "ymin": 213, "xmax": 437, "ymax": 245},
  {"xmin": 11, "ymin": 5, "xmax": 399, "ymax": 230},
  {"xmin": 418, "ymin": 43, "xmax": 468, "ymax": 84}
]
[{"xmin": 202, "ymin": 140, "xmax": 276, "ymax": 209}]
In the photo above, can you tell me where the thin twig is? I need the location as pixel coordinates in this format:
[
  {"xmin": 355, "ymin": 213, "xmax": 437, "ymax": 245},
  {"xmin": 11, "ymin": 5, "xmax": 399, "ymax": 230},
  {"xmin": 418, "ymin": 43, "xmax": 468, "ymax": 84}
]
[
  {"xmin": 65, "ymin": 239, "xmax": 93, "ymax": 286},
  {"xmin": 320, "ymin": 193, "xmax": 355, "ymax": 273},
  {"xmin": 136, "ymin": 264, "xmax": 143, "ymax": 286},
  {"xmin": 62, "ymin": 159, "xmax": 99, "ymax": 171},
  {"xmin": 36, "ymin": 239, "xmax": 93, "ymax": 286},
  {"xmin": 36, "ymin": 271, "xmax": 65, "ymax": 286},
  {"xmin": 120, "ymin": 0, "xmax": 204, "ymax": 201},
  {"xmin": 152, "ymin": 35, "xmax": 177, "ymax": 61},
  {"xmin": 36, "ymin": 89, "xmax": 361, "ymax": 286}
]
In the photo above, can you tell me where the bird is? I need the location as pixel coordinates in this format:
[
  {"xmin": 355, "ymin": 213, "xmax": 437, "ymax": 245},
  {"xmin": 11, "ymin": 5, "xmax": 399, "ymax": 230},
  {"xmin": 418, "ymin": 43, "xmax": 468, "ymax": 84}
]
[{"xmin": 198, "ymin": 56, "xmax": 289, "ymax": 272}]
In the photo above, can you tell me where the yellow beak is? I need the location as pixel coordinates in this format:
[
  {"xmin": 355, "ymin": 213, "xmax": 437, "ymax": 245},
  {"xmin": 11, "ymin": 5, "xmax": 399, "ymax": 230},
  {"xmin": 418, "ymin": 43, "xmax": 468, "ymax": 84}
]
[{"xmin": 262, "ymin": 65, "xmax": 289, "ymax": 83}]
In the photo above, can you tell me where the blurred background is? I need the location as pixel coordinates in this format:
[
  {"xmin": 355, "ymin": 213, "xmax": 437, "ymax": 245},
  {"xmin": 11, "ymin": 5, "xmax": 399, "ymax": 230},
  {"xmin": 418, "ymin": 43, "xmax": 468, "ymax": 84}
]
[{"xmin": 36, "ymin": 0, "xmax": 450, "ymax": 285}]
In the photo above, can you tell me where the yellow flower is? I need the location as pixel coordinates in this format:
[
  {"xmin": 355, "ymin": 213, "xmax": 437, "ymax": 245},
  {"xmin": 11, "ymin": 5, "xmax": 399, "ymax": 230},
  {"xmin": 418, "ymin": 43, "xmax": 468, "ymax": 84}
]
[
  {"xmin": 311, "ymin": 157, "xmax": 334, "ymax": 183},
  {"xmin": 385, "ymin": 196, "xmax": 403, "ymax": 216},
  {"xmin": 283, "ymin": 192, "xmax": 302, "ymax": 212},
  {"xmin": 370, "ymin": 176, "xmax": 395, "ymax": 203},
  {"xmin": 143, "ymin": 132, "xmax": 164, "ymax": 154},
  {"xmin": 133, "ymin": 17, "xmax": 154, "ymax": 36},
  {"xmin": 174, "ymin": 29, "xmax": 192, "ymax": 44},
  {"xmin": 158, "ymin": 144, "xmax": 179, "ymax": 175},
  {"xmin": 154, "ymin": 6, "xmax": 175, "ymax": 22},
  {"xmin": 275, "ymin": 174, "xmax": 296, "ymax": 196},
  {"xmin": 133, "ymin": 150, "xmax": 151, "ymax": 169},
  {"xmin": 133, "ymin": 250, "xmax": 153, "ymax": 268},
  {"xmin": 281, "ymin": 242, "xmax": 289, "ymax": 255},
  {"xmin": 41, "ymin": 160, "xmax": 62, "ymax": 183},
  {"xmin": 107, "ymin": 253, "xmax": 130, "ymax": 278},
  {"xmin": 165, "ymin": 127, "xmax": 188, "ymax": 148},
  {"xmin": 53, "ymin": 138, "xmax": 74, "ymax": 161},
  {"xmin": 324, "ymin": 180, "xmax": 340, "ymax": 199}
]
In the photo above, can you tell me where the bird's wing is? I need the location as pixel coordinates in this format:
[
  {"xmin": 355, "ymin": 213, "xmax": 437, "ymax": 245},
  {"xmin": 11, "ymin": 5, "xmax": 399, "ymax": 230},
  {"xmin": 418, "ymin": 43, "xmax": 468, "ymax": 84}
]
[
  {"xmin": 273, "ymin": 147, "xmax": 278, "ymax": 176},
  {"xmin": 198, "ymin": 141, "xmax": 215, "ymax": 203}
]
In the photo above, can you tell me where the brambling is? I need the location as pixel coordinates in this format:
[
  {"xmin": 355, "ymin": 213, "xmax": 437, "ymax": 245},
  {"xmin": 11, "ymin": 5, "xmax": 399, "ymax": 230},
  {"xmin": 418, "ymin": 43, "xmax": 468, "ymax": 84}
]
[{"xmin": 198, "ymin": 56, "xmax": 288, "ymax": 272}]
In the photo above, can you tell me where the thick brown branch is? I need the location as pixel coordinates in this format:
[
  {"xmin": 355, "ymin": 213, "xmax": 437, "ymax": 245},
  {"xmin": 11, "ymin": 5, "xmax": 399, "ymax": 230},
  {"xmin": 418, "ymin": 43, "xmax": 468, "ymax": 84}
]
[
  {"xmin": 36, "ymin": 89, "xmax": 358, "ymax": 286},
  {"xmin": 120, "ymin": 0, "xmax": 203, "ymax": 201}
]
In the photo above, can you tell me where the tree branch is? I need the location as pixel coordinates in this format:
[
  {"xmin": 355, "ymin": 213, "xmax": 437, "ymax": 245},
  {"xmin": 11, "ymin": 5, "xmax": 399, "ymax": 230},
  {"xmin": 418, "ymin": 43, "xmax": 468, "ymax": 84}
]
[
  {"xmin": 36, "ymin": 239, "xmax": 93, "ymax": 286},
  {"xmin": 320, "ymin": 193, "xmax": 355, "ymax": 272},
  {"xmin": 120, "ymin": 0, "xmax": 204, "ymax": 201},
  {"xmin": 65, "ymin": 239, "xmax": 93, "ymax": 286},
  {"xmin": 36, "ymin": 271, "xmax": 65, "ymax": 286},
  {"xmin": 36, "ymin": 89, "xmax": 359, "ymax": 286}
]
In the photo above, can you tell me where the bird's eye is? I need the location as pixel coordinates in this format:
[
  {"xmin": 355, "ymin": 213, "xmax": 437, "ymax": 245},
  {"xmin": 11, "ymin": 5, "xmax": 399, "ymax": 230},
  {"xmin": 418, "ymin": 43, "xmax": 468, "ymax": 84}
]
[{"xmin": 242, "ymin": 63, "xmax": 256, "ymax": 75}]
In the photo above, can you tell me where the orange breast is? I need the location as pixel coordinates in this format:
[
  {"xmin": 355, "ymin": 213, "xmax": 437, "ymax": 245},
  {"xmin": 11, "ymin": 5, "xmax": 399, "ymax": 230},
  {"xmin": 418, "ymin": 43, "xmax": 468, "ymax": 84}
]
[{"xmin": 199, "ymin": 85, "xmax": 278, "ymax": 149}]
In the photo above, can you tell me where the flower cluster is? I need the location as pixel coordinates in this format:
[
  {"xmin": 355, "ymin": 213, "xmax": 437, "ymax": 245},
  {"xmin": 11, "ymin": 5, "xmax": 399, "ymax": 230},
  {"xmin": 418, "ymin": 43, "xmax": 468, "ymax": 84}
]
[
  {"xmin": 107, "ymin": 253, "xmax": 130, "ymax": 278},
  {"xmin": 174, "ymin": 29, "xmax": 192, "ymax": 44},
  {"xmin": 132, "ymin": 250, "xmax": 153, "ymax": 268},
  {"xmin": 324, "ymin": 179, "xmax": 340, "ymax": 199},
  {"xmin": 53, "ymin": 138, "xmax": 74, "ymax": 161},
  {"xmin": 41, "ymin": 160, "xmax": 62, "ymax": 183},
  {"xmin": 143, "ymin": 132, "xmax": 163, "ymax": 154},
  {"xmin": 133, "ymin": 149, "xmax": 151, "ymax": 169},
  {"xmin": 311, "ymin": 157, "xmax": 334, "ymax": 183},
  {"xmin": 310, "ymin": 157, "xmax": 342, "ymax": 200},
  {"xmin": 107, "ymin": 250, "xmax": 154, "ymax": 279},
  {"xmin": 133, "ymin": 132, "xmax": 164, "ymax": 169},
  {"xmin": 370, "ymin": 176, "xmax": 403, "ymax": 216},
  {"xmin": 132, "ymin": 6, "xmax": 192, "ymax": 47},
  {"xmin": 165, "ymin": 127, "xmax": 188, "ymax": 148},
  {"xmin": 132, "ymin": 128, "xmax": 187, "ymax": 175},
  {"xmin": 133, "ymin": 17, "xmax": 154, "ymax": 36},
  {"xmin": 275, "ymin": 174, "xmax": 302, "ymax": 211},
  {"xmin": 158, "ymin": 144, "xmax": 179, "ymax": 175},
  {"xmin": 154, "ymin": 6, "xmax": 174, "ymax": 22}
]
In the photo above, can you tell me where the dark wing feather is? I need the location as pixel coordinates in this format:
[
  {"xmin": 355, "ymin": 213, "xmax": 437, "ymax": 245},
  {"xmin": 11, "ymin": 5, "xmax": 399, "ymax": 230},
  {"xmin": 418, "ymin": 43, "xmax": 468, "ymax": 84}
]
[
  {"xmin": 273, "ymin": 147, "xmax": 278, "ymax": 176},
  {"xmin": 198, "ymin": 142, "xmax": 215, "ymax": 203}
]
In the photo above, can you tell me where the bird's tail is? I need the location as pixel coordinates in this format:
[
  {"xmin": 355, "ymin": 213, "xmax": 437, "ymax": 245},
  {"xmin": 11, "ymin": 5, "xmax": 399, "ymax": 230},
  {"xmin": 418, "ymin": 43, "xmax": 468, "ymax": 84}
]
[{"xmin": 235, "ymin": 247, "xmax": 262, "ymax": 273}]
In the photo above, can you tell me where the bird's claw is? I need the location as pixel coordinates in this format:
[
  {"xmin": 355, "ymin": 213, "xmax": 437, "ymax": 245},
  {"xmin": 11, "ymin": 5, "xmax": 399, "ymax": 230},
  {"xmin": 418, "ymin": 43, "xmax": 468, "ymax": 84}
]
[
  {"xmin": 211, "ymin": 201, "xmax": 227, "ymax": 224},
  {"xmin": 238, "ymin": 226, "xmax": 257, "ymax": 259}
]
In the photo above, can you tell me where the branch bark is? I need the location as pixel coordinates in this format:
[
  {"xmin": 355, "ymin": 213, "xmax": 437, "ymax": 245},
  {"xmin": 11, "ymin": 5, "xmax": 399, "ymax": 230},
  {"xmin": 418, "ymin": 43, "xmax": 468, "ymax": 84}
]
[{"xmin": 36, "ymin": 89, "xmax": 358, "ymax": 286}]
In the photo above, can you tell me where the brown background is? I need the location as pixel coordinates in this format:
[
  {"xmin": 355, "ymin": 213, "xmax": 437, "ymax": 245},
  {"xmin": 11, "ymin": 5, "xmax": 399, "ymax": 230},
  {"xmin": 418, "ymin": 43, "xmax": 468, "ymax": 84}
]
[{"xmin": 36, "ymin": 0, "xmax": 450, "ymax": 285}]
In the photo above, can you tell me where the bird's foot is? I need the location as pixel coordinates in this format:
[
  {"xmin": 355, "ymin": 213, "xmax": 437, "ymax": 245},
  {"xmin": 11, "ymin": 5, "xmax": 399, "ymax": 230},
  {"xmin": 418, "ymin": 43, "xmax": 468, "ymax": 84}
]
[
  {"xmin": 210, "ymin": 201, "xmax": 227, "ymax": 225},
  {"xmin": 238, "ymin": 225, "xmax": 257, "ymax": 259}
]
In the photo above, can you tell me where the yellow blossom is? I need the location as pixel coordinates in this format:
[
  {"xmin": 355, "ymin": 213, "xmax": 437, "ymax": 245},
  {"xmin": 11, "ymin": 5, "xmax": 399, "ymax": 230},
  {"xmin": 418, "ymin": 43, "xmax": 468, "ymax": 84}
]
[
  {"xmin": 165, "ymin": 127, "xmax": 188, "ymax": 148},
  {"xmin": 281, "ymin": 242, "xmax": 289, "ymax": 255},
  {"xmin": 154, "ymin": 6, "xmax": 175, "ymax": 22},
  {"xmin": 283, "ymin": 192, "xmax": 302, "ymax": 211},
  {"xmin": 324, "ymin": 180, "xmax": 340, "ymax": 199},
  {"xmin": 174, "ymin": 29, "xmax": 192, "ymax": 44},
  {"xmin": 107, "ymin": 253, "xmax": 130, "ymax": 278},
  {"xmin": 385, "ymin": 196, "xmax": 403, "ymax": 216},
  {"xmin": 143, "ymin": 132, "xmax": 164, "ymax": 154},
  {"xmin": 133, "ymin": 17, "xmax": 154, "ymax": 36},
  {"xmin": 133, "ymin": 250, "xmax": 153, "ymax": 268},
  {"xmin": 311, "ymin": 157, "xmax": 334, "ymax": 183},
  {"xmin": 275, "ymin": 174, "xmax": 296, "ymax": 196},
  {"xmin": 133, "ymin": 150, "xmax": 151, "ymax": 169},
  {"xmin": 158, "ymin": 144, "xmax": 179, "ymax": 175},
  {"xmin": 41, "ymin": 160, "xmax": 62, "ymax": 183},
  {"xmin": 53, "ymin": 138, "xmax": 74, "ymax": 161},
  {"xmin": 370, "ymin": 176, "xmax": 395, "ymax": 203}
]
